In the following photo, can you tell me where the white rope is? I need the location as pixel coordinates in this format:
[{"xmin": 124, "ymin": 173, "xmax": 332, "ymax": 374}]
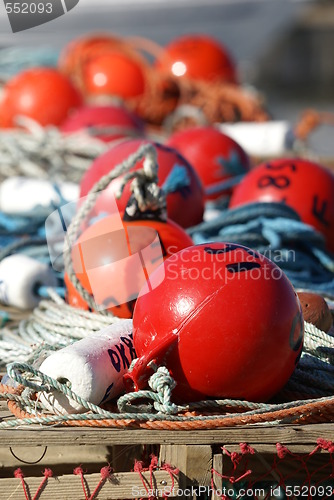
[
  {"xmin": 0, "ymin": 289, "xmax": 121, "ymax": 370},
  {"xmin": 0, "ymin": 116, "xmax": 107, "ymax": 184}
]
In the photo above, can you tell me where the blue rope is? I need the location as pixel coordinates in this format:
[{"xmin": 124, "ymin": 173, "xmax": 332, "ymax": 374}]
[
  {"xmin": 0, "ymin": 206, "xmax": 67, "ymax": 301},
  {"xmin": 188, "ymin": 202, "xmax": 334, "ymax": 297},
  {"xmin": 0, "ymin": 47, "xmax": 58, "ymax": 78},
  {"xmin": 162, "ymin": 164, "xmax": 191, "ymax": 195}
]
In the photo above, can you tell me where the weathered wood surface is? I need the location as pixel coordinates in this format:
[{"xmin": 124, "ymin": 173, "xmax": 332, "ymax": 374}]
[
  {"xmin": 0, "ymin": 470, "xmax": 180, "ymax": 499},
  {"xmin": 0, "ymin": 424, "xmax": 333, "ymax": 449}
]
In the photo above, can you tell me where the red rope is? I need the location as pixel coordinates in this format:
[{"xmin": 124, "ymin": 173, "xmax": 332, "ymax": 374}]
[
  {"xmin": 73, "ymin": 466, "xmax": 89, "ymax": 500},
  {"xmin": 134, "ymin": 454, "xmax": 179, "ymax": 500},
  {"xmin": 133, "ymin": 459, "xmax": 152, "ymax": 499},
  {"xmin": 33, "ymin": 468, "xmax": 53, "ymax": 500},
  {"xmin": 89, "ymin": 465, "xmax": 112, "ymax": 500},
  {"xmin": 14, "ymin": 468, "xmax": 30, "ymax": 500},
  {"xmin": 160, "ymin": 462, "xmax": 179, "ymax": 498}
]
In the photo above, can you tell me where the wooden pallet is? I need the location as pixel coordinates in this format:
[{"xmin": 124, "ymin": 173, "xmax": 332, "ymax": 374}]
[{"xmin": 1, "ymin": 392, "xmax": 334, "ymax": 500}]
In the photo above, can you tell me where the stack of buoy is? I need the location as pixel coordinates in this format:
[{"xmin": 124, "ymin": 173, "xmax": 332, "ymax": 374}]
[{"xmin": 0, "ymin": 30, "xmax": 333, "ymax": 420}]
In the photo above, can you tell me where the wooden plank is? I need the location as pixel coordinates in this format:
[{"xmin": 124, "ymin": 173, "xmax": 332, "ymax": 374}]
[
  {"xmin": 211, "ymin": 454, "xmax": 223, "ymax": 500},
  {"xmin": 160, "ymin": 445, "xmax": 212, "ymax": 499},
  {"xmin": 0, "ymin": 445, "xmax": 110, "ymax": 478},
  {"xmin": 0, "ymin": 470, "xmax": 180, "ymax": 499},
  {"xmin": 0, "ymin": 423, "xmax": 333, "ymax": 448},
  {"xmin": 160, "ymin": 445, "xmax": 188, "ymax": 492}
]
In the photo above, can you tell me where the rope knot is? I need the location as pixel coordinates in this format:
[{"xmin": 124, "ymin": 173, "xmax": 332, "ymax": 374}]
[
  {"xmin": 230, "ymin": 452, "xmax": 242, "ymax": 469},
  {"xmin": 100, "ymin": 465, "xmax": 112, "ymax": 481},
  {"xmin": 276, "ymin": 443, "xmax": 289, "ymax": 459},
  {"xmin": 148, "ymin": 366, "xmax": 176, "ymax": 393},
  {"xmin": 117, "ymin": 364, "xmax": 181, "ymax": 415},
  {"xmin": 115, "ymin": 144, "xmax": 166, "ymax": 217},
  {"xmin": 14, "ymin": 468, "xmax": 24, "ymax": 479},
  {"xmin": 43, "ymin": 468, "xmax": 53, "ymax": 478},
  {"xmin": 73, "ymin": 466, "xmax": 85, "ymax": 476},
  {"xmin": 239, "ymin": 443, "xmax": 255, "ymax": 455},
  {"xmin": 148, "ymin": 366, "xmax": 179, "ymax": 414},
  {"xmin": 316, "ymin": 438, "xmax": 334, "ymax": 453}
]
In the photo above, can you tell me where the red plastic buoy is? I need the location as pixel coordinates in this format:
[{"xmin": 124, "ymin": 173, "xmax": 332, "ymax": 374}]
[
  {"xmin": 59, "ymin": 33, "xmax": 122, "ymax": 77},
  {"xmin": 0, "ymin": 68, "xmax": 82, "ymax": 128},
  {"xmin": 61, "ymin": 105, "xmax": 145, "ymax": 143},
  {"xmin": 155, "ymin": 34, "xmax": 237, "ymax": 83},
  {"xmin": 79, "ymin": 139, "xmax": 204, "ymax": 228},
  {"xmin": 59, "ymin": 33, "xmax": 149, "ymax": 102},
  {"xmin": 82, "ymin": 50, "xmax": 147, "ymax": 100},
  {"xmin": 229, "ymin": 158, "xmax": 334, "ymax": 252},
  {"xmin": 127, "ymin": 242, "xmax": 303, "ymax": 402},
  {"xmin": 166, "ymin": 127, "xmax": 250, "ymax": 200},
  {"xmin": 65, "ymin": 213, "xmax": 193, "ymax": 318}
]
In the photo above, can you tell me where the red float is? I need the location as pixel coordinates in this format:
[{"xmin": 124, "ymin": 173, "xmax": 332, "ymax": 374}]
[
  {"xmin": 79, "ymin": 139, "xmax": 204, "ymax": 228},
  {"xmin": 82, "ymin": 50, "xmax": 147, "ymax": 100},
  {"xmin": 59, "ymin": 33, "xmax": 122, "ymax": 77},
  {"xmin": 126, "ymin": 242, "xmax": 303, "ymax": 402},
  {"xmin": 155, "ymin": 34, "xmax": 237, "ymax": 83},
  {"xmin": 65, "ymin": 213, "xmax": 193, "ymax": 318},
  {"xmin": 59, "ymin": 33, "xmax": 149, "ymax": 102},
  {"xmin": 60, "ymin": 105, "xmax": 145, "ymax": 143},
  {"xmin": 229, "ymin": 158, "xmax": 334, "ymax": 252},
  {"xmin": 166, "ymin": 126, "xmax": 250, "ymax": 200},
  {"xmin": 0, "ymin": 68, "xmax": 82, "ymax": 128}
]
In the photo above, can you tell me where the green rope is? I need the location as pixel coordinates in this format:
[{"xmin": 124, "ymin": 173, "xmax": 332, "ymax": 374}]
[{"xmin": 1, "ymin": 321, "xmax": 333, "ymax": 429}]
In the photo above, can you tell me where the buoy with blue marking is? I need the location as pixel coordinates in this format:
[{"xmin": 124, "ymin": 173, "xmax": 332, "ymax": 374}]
[
  {"xmin": 79, "ymin": 139, "xmax": 204, "ymax": 228},
  {"xmin": 126, "ymin": 242, "xmax": 304, "ymax": 402}
]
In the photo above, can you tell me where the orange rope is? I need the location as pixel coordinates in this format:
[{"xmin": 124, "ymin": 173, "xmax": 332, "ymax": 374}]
[
  {"xmin": 294, "ymin": 109, "xmax": 334, "ymax": 141},
  {"xmin": 6, "ymin": 396, "xmax": 334, "ymax": 429},
  {"xmin": 0, "ymin": 382, "xmax": 23, "ymax": 395},
  {"xmin": 58, "ymin": 33, "xmax": 270, "ymax": 129}
]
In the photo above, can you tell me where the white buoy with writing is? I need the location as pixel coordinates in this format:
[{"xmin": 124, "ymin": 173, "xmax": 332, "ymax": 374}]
[
  {"xmin": 0, "ymin": 254, "xmax": 58, "ymax": 309},
  {"xmin": 39, "ymin": 319, "xmax": 136, "ymax": 414}
]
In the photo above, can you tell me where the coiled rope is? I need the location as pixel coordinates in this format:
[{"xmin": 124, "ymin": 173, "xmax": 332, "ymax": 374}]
[
  {"xmin": 0, "ymin": 289, "xmax": 123, "ymax": 370},
  {"xmin": 188, "ymin": 202, "xmax": 334, "ymax": 298},
  {"xmin": 1, "ymin": 321, "xmax": 334, "ymax": 429},
  {"xmin": 0, "ymin": 116, "xmax": 107, "ymax": 184},
  {"xmin": 0, "ymin": 142, "xmax": 191, "ymax": 367}
]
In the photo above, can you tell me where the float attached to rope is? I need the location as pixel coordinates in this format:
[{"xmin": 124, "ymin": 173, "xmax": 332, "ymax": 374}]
[
  {"xmin": 65, "ymin": 213, "xmax": 193, "ymax": 318},
  {"xmin": 79, "ymin": 139, "xmax": 205, "ymax": 228},
  {"xmin": 126, "ymin": 242, "xmax": 304, "ymax": 402},
  {"xmin": 39, "ymin": 319, "xmax": 135, "ymax": 414}
]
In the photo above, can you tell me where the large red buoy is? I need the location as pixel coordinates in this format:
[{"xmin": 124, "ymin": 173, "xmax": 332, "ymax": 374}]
[
  {"xmin": 60, "ymin": 105, "xmax": 145, "ymax": 143},
  {"xmin": 229, "ymin": 158, "xmax": 334, "ymax": 252},
  {"xmin": 0, "ymin": 68, "xmax": 82, "ymax": 128},
  {"xmin": 155, "ymin": 34, "xmax": 237, "ymax": 83},
  {"xmin": 65, "ymin": 213, "xmax": 193, "ymax": 318},
  {"xmin": 166, "ymin": 127, "xmax": 250, "ymax": 200},
  {"xmin": 79, "ymin": 139, "xmax": 204, "ymax": 228},
  {"xmin": 127, "ymin": 242, "xmax": 303, "ymax": 402}
]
